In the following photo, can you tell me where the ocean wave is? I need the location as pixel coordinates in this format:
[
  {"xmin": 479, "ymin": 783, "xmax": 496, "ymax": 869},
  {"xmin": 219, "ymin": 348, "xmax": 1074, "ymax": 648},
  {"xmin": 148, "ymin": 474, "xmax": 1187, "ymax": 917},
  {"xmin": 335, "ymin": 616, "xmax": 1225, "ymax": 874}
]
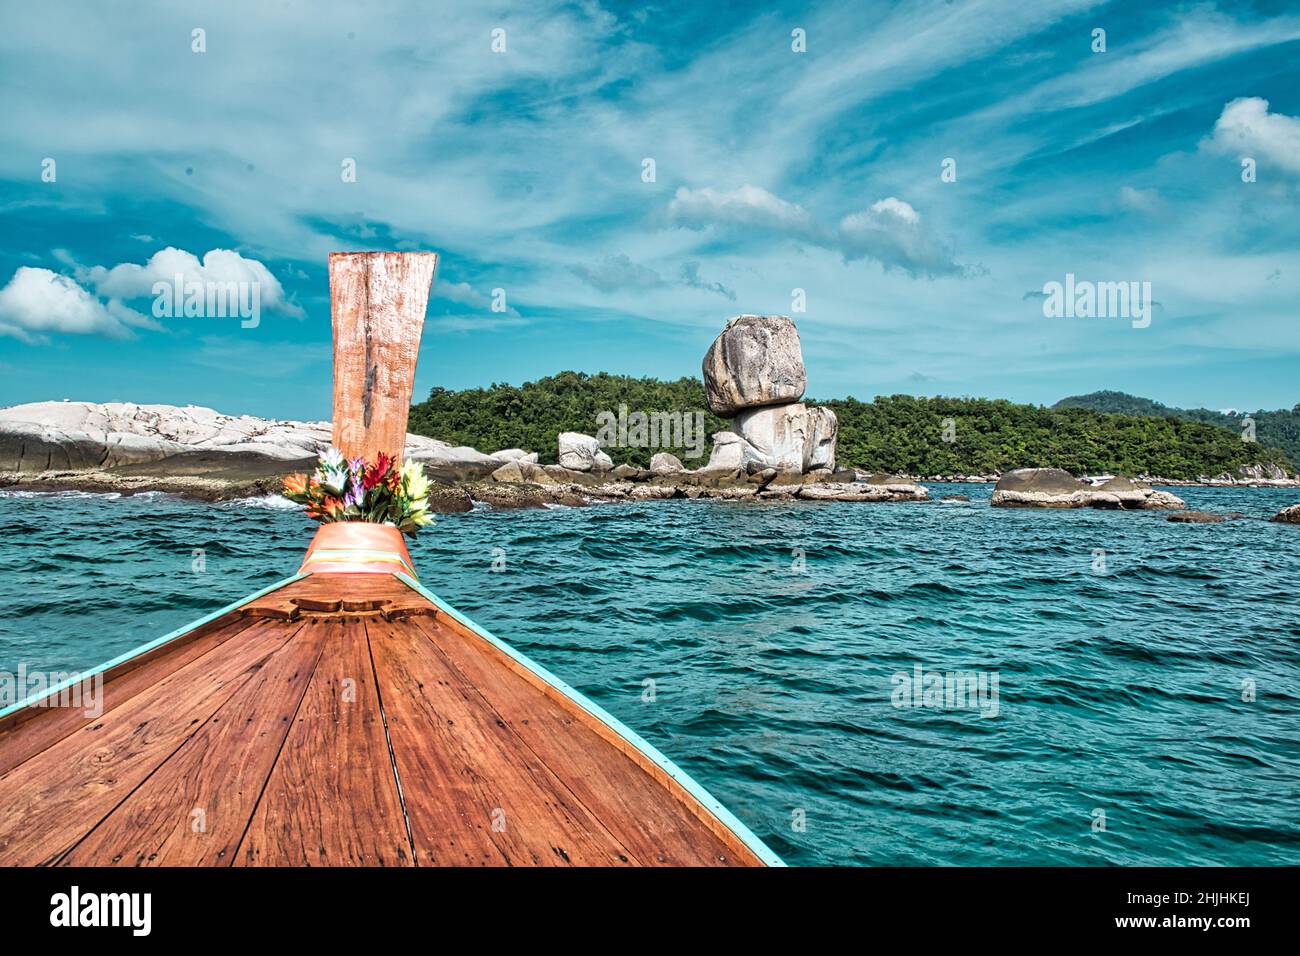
[{"xmin": 217, "ymin": 494, "xmax": 304, "ymax": 510}]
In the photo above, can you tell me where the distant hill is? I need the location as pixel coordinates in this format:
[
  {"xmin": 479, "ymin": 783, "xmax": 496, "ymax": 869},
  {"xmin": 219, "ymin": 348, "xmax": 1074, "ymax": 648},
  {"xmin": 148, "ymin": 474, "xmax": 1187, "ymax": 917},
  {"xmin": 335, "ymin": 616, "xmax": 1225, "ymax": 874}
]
[
  {"xmin": 407, "ymin": 373, "xmax": 1294, "ymax": 477},
  {"xmin": 1054, "ymin": 391, "xmax": 1300, "ymax": 468}
]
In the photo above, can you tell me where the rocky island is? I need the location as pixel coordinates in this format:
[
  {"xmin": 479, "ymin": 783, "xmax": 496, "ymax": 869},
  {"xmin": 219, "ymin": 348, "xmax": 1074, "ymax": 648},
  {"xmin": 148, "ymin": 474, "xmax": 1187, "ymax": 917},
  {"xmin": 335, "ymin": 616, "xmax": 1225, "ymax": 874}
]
[{"xmin": 3, "ymin": 313, "xmax": 1296, "ymax": 520}]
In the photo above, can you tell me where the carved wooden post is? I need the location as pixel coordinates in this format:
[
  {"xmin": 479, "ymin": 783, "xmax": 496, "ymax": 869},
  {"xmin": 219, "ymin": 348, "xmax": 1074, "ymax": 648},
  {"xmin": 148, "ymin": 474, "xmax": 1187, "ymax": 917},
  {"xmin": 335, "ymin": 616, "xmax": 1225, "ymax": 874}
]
[{"xmin": 328, "ymin": 251, "xmax": 438, "ymax": 464}]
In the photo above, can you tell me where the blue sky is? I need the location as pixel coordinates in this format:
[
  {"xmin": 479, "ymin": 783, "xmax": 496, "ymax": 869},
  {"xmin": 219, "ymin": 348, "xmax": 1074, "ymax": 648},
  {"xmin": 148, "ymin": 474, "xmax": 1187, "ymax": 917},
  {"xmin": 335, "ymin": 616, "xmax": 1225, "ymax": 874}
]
[{"xmin": 1, "ymin": 0, "xmax": 1297, "ymax": 420}]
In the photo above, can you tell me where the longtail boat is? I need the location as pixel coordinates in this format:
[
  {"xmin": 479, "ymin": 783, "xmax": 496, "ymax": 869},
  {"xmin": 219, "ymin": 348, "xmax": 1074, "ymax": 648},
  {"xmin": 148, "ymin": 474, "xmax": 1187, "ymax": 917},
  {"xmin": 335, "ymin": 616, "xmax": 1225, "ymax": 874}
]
[{"xmin": 0, "ymin": 252, "xmax": 781, "ymax": 867}]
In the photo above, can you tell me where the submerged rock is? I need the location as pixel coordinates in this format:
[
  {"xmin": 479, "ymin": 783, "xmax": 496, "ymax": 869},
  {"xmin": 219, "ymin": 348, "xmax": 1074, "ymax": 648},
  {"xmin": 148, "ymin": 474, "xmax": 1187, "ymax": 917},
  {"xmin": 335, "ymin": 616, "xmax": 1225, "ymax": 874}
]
[
  {"xmin": 1270, "ymin": 504, "xmax": 1300, "ymax": 524},
  {"xmin": 1168, "ymin": 511, "xmax": 1226, "ymax": 524},
  {"xmin": 701, "ymin": 315, "xmax": 807, "ymax": 417}
]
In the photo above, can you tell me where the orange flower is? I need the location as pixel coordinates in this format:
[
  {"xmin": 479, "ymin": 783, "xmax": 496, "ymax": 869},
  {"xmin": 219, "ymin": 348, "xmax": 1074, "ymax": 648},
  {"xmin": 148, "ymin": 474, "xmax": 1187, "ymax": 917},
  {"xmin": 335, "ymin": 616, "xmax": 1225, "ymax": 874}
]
[{"xmin": 283, "ymin": 473, "xmax": 309, "ymax": 496}]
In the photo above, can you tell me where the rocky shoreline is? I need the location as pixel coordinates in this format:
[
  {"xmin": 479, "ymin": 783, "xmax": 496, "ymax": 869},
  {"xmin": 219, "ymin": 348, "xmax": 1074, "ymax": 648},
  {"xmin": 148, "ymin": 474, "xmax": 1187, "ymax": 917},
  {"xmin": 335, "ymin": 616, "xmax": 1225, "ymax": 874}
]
[{"xmin": 2, "ymin": 310, "xmax": 1296, "ymax": 522}]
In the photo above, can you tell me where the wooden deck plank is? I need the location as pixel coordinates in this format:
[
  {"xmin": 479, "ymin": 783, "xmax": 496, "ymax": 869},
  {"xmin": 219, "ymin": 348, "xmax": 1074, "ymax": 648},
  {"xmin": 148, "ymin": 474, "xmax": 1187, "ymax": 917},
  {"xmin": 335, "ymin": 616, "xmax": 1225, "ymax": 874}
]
[
  {"xmin": 0, "ymin": 615, "xmax": 258, "ymax": 777},
  {"xmin": 410, "ymin": 615, "xmax": 752, "ymax": 866},
  {"xmin": 421, "ymin": 602, "xmax": 767, "ymax": 865},
  {"xmin": 236, "ymin": 619, "xmax": 412, "ymax": 866},
  {"xmin": 57, "ymin": 619, "xmax": 324, "ymax": 866},
  {"xmin": 368, "ymin": 618, "xmax": 636, "ymax": 866},
  {"xmin": 0, "ymin": 619, "xmax": 293, "ymax": 866}
]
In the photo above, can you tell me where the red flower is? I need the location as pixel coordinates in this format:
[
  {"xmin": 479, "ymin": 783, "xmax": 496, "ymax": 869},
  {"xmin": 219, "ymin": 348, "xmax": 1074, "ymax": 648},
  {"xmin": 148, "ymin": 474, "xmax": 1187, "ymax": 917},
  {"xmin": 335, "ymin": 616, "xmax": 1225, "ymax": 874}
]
[{"xmin": 364, "ymin": 452, "xmax": 393, "ymax": 490}]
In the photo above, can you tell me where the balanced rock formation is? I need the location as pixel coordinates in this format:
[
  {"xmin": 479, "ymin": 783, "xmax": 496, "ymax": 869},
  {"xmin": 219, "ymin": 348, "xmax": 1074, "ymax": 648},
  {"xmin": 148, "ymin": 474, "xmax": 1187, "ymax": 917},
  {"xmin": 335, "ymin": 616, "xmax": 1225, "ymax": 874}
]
[
  {"xmin": 991, "ymin": 468, "xmax": 1184, "ymax": 510},
  {"xmin": 699, "ymin": 315, "xmax": 837, "ymax": 475},
  {"xmin": 702, "ymin": 315, "xmax": 807, "ymax": 417}
]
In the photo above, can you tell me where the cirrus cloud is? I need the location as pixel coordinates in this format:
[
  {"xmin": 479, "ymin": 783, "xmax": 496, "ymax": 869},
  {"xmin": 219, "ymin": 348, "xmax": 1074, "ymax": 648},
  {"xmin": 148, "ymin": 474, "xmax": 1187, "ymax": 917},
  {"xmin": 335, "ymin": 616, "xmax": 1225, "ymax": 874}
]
[{"xmin": 668, "ymin": 184, "xmax": 962, "ymax": 277}]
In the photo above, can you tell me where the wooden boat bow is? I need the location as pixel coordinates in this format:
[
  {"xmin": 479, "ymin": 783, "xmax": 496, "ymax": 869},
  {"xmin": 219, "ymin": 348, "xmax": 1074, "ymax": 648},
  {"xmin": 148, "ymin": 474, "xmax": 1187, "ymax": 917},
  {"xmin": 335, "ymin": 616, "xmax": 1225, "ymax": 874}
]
[{"xmin": 0, "ymin": 252, "xmax": 781, "ymax": 867}]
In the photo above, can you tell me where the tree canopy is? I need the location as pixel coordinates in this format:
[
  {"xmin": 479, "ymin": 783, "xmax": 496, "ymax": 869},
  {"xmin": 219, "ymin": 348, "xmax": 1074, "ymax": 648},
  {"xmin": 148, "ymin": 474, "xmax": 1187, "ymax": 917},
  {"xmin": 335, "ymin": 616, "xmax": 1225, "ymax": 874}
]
[{"xmin": 407, "ymin": 373, "xmax": 1293, "ymax": 477}]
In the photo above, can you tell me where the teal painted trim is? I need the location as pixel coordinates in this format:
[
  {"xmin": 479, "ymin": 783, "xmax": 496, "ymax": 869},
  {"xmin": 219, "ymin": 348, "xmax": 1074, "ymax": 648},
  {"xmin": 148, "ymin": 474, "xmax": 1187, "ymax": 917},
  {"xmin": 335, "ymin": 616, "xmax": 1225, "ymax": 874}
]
[
  {"xmin": 0, "ymin": 572, "xmax": 309, "ymax": 722},
  {"xmin": 394, "ymin": 572, "xmax": 786, "ymax": 867}
]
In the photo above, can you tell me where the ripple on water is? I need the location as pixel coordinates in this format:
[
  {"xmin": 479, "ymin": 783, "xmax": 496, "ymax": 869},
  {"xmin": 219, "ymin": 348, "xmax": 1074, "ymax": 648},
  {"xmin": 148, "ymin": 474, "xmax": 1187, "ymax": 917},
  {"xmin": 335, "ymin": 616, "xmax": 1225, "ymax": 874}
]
[{"xmin": 0, "ymin": 483, "xmax": 1297, "ymax": 865}]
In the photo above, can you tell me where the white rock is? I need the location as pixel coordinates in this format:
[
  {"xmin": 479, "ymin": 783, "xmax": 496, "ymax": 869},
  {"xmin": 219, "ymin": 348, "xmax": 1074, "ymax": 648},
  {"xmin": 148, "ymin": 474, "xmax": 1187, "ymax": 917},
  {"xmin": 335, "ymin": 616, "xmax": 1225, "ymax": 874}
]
[
  {"xmin": 649, "ymin": 452, "xmax": 685, "ymax": 474},
  {"xmin": 734, "ymin": 403, "xmax": 811, "ymax": 472},
  {"xmin": 557, "ymin": 432, "xmax": 601, "ymax": 471},
  {"xmin": 491, "ymin": 448, "xmax": 531, "ymax": 462},
  {"xmin": 0, "ymin": 400, "xmax": 487, "ymax": 475},
  {"xmin": 699, "ymin": 431, "xmax": 755, "ymax": 473},
  {"xmin": 806, "ymin": 406, "xmax": 838, "ymax": 472}
]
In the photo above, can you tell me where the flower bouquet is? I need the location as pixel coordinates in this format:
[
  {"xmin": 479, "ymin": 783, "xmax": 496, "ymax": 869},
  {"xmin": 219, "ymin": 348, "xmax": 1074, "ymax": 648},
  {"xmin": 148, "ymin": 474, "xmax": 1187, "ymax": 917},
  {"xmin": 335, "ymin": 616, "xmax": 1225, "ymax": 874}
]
[{"xmin": 281, "ymin": 448, "xmax": 433, "ymax": 535}]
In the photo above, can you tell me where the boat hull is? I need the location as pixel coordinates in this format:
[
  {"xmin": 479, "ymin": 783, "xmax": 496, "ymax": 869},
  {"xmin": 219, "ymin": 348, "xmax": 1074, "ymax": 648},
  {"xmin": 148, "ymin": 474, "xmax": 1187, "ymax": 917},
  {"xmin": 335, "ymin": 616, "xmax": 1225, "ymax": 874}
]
[{"xmin": 0, "ymin": 572, "xmax": 781, "ymax": 867}]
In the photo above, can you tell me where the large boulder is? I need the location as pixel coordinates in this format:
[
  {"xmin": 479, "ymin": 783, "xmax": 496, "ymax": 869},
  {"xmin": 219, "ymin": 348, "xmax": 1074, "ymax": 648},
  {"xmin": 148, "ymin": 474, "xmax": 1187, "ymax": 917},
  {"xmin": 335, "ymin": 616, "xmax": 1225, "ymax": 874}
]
[
  {"xmin": 649, "ymin": 452, "xmax": 684, "ymax": 474},
  {"xmin": 806, "ymin": 406, "xmax": 838, "ymax": 471},
  {"xmin": 699, "ymin": 431, "xmax": 756, "ymax": 473},
  {"xmin": 557, "ymin": 432, "xmax": 601, "ymax": 471},
  {"xmin": 734, "ymin": 403, "xmax": 810, "ymax": 472},
  {"xmin": 405, "ymin": 444, "xmax": 500, "ymax": 481},
  {"xmin": 701, "ymin": 315, "xmax": 806, "ymax": 417},
  {"xmin": 992, "ymin": 468, "xmax": 1185, "ymax": 510},
  {"xmin": 731, "ymin": 402, "xmax": 838, "ymax": 473}
]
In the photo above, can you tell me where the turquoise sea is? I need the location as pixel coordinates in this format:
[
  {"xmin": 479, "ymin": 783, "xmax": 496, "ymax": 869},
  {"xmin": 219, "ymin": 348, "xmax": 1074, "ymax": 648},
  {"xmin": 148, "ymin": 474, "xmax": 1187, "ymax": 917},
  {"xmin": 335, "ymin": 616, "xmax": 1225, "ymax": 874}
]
[{"xmin": 1, "ymin": 484, "xmax": 1297, "ymax": 866}]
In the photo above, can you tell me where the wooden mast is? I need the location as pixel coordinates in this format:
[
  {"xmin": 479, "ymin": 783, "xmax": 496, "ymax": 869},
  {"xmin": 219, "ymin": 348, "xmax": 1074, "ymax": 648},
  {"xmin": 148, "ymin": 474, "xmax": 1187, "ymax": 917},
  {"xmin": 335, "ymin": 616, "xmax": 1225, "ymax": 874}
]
[{"xmin": 328, "ymin": 251, "xmax": 438, "ymax": 464}]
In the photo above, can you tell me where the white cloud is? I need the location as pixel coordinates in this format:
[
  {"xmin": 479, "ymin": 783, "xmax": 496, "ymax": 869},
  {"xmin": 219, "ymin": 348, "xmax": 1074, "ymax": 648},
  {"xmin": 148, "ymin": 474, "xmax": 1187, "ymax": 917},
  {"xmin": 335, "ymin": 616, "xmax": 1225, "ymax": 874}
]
[
  {"xmin": 668, "ymin": 185, "xmax": 960, "ymax": 277},
  {"xmin": 82, "ymin": 247, "xmax": 303, "ymax": 317},
  {"xmin": 1118, "ymin": 186, "xmax": 1162, "ymax": 213},
  {"xmin": 432, "ymin": 280, "xmax": 491, "ymax": 308},
  {"xmin": 838, "ymin": 198, "xmax": 960, "ymax": 277},
  {"xmin": 0, "ymin": 267, "xmax": 154, "ymax": 341},
  {"xmin": 1207, "ymin": 97, "xmax": 1300, "ymax": 174},
  {"xmin": 668, "ymin": 185, "xmax": 822, "ymax": 240}
]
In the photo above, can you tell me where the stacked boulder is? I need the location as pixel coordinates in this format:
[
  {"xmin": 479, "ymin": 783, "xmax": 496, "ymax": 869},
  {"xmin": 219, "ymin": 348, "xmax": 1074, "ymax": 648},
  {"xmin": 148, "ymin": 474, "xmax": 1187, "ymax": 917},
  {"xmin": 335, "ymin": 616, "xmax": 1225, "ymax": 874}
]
[{"xmin": 700, "ymin": 315, "xmax": 838, "ymax": 475}]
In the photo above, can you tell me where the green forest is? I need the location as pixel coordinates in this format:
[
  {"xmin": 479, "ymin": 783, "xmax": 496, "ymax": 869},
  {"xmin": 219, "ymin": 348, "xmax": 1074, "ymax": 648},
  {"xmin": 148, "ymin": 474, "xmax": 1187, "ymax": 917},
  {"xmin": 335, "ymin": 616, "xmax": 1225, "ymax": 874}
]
[
  {"xmin": 407, "ymin": 372, "xmax": 1294, "ymax": 477},
  {"xmin": 1054, "ymin": 390, "xmax": 1300, "ymax": 467}
]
